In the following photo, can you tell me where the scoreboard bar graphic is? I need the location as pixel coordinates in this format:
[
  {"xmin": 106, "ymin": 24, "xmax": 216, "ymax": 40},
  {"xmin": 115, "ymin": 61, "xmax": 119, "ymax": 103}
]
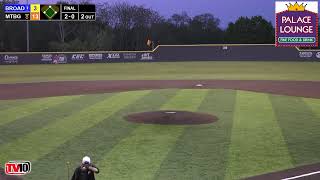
[{"xmin": 4, "ymin": 4, "xmax": 96, "ymax": 21}]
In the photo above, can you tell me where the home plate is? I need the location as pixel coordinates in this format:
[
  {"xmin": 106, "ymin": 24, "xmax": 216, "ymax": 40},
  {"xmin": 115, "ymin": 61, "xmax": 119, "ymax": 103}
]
[{"xmin": 196, "ymin": 84, "xmax": 203, "ymax": 87}]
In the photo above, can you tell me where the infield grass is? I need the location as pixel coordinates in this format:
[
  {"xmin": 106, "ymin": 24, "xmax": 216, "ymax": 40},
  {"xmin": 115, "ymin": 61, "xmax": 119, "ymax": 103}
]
[
  {"xmin": 225, "ymin": 91, "xmax": 293, "ymax": 179},
  {"xmin": 0, "ymin": 61, "xmax": 320, "ymax": 83},
  {"xmin": 99, "ymin": 89, "xmax": 208, "ymax": 180},
  {"xmin": 0, "ymin": 89, "xmax": 320, "ymax": 180}
]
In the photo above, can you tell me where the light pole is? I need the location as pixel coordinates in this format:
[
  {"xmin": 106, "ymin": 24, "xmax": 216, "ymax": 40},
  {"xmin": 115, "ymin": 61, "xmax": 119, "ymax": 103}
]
[{"xmin": 26, "ymin": 0, "xmax": 29, "ymax": 52}]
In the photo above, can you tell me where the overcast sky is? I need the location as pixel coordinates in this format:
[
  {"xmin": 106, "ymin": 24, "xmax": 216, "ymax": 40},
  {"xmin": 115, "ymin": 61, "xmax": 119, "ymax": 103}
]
[{"xmin": 21, "ymin": 0, "xmax": 320, "ymax": 27}]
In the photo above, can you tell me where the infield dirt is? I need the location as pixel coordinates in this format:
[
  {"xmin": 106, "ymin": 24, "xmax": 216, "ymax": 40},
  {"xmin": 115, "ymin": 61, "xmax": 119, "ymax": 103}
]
[{"xmin": 0, "ymin": 80, "xmax": 320, "ymax": 100}]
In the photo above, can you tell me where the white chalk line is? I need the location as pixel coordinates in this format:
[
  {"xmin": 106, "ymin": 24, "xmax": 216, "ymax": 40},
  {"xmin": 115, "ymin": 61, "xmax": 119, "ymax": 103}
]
[{"xmin": 281, "ymin": 170, "xmax": 320, "ymax": 180}]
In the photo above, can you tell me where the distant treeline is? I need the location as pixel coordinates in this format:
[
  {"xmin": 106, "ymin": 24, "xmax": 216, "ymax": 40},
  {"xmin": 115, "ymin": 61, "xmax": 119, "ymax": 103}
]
[{"xmin": 0, "ymin": 0, "xmax": 318, "ymax": 52}]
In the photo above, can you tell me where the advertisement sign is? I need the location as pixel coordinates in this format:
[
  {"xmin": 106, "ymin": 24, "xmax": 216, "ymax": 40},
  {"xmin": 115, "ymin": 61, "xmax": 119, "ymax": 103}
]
[
  {"xmin": 275, "ymin": 1, "xmax": 318, "ymax": 47},
  {"xmin": 88, "ymin": 53, "xmax": 103, "ymax": 60},
  {"xmin": 123, "ymin": 53, "xmax": 137, "ymax": 59},
  {"xmin": 0, "ymin": 54, "xmax": 3, "ymax": 64},
  {"xmin": 140, "ymin": 53, "xmax": 153, "ymax": 60},
  {"xmin": 41, "ymin": 54, "xmax": 53, "ymax": 62},
  {"xmin": 106, "ymin": 53, "xmax": 120, "ymax": 59},
  {"xmin": 299, "ymin": 51, "xmax": 313, "ymax": 58},
  {"xmin": 52, "ymin": 54, "xmax": 67, "ymax": 64},
  {"xmin": 3, "ymin": 54, "xmax": 19, "ymax": 64},
  {"xmin": 71, "ymin": 54, "xmax": 85, "ymax": 61}
]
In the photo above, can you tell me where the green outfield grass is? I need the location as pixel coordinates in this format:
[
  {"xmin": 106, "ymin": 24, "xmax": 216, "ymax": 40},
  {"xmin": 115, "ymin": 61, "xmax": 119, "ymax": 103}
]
[
  {"xmin": 1, "ymin": 89, "xmax": 320, "ymax": 180},
  {"xmin": 0, "ymin": 61, "xmax": 320, "ymax": 83}
]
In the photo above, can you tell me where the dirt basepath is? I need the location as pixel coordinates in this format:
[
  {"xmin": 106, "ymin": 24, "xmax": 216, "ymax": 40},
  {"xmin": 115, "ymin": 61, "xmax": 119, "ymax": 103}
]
[{"xmin": 0, "ymin": 80, "xmax": 320, "ymax": 100}]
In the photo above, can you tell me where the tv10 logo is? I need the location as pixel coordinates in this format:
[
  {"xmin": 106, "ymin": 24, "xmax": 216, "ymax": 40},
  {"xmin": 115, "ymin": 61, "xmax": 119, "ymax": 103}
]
[
  {"xmin": 275, "ymin": 1, "xmax": 318, "ymax": 47},
  {"xmin": 5, "ymin": 161, "xmax": 31, "ymax": 175}
]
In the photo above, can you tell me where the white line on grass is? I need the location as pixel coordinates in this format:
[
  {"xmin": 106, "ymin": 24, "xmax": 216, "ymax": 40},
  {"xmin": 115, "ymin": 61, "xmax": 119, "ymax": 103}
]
[{"xmin": 281, "ymin": 171, "xmax": 320, "ymax": 180}]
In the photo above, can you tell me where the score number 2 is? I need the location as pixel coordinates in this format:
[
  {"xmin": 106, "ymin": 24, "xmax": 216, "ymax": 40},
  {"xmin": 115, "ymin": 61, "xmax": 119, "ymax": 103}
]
[{"xmin": 80, "ymin": 13, "xmax": 95, "ymax": 20}]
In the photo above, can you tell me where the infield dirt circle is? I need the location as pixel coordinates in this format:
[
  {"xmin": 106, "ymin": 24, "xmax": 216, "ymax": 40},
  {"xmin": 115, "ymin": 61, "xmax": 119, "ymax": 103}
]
[{"xmin": 125, "ymin": 111, "xmax": 218, "ymax": 125}]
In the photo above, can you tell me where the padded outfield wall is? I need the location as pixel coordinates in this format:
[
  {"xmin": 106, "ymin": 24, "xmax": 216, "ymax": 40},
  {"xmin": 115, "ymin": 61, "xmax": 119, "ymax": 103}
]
[{"xmin": 0, "ymin": 44, "xmax": 319, "ymax": 65}]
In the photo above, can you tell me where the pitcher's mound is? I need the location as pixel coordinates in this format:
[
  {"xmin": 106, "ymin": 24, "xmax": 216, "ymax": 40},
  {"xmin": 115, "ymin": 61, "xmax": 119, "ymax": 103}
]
[{"xmin": 125, "ymin": 111, "xmax": 218, "ymax": 125}]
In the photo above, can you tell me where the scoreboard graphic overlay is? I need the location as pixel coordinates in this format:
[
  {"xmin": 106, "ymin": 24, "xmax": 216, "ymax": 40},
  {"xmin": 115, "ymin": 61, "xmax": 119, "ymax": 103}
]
[{"xmin": 4, "ymin": 4, "xmax": 96, "ymax": 21}]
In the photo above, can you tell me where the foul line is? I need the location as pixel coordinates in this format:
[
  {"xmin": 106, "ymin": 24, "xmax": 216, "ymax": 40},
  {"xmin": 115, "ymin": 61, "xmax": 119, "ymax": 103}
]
[
  {"xmin": 281, "ymin": 171, "xmax": 320, "ymax": 180},
  {"xmin": 295, "ymin": 46, "xmax": 320, "ymax": 52}
]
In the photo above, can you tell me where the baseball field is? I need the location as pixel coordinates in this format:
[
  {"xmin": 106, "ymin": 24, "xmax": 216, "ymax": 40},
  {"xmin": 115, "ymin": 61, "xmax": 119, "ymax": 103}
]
[{"xmin": 0, "ymin": 61, "xmax": 320, "ymax": 180}]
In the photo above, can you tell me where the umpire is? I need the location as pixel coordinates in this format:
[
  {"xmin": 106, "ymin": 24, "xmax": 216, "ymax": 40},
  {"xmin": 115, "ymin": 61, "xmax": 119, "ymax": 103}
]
[{"xmin": 71, "ymin": 156, "xmax": 99, "ymax": 180}]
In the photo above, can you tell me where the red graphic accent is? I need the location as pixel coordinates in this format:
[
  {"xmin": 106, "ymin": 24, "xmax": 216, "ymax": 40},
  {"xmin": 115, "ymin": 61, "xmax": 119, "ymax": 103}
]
[{"xmin": 5, "ymin": 161, "xmax": 31, "ymax": 175}]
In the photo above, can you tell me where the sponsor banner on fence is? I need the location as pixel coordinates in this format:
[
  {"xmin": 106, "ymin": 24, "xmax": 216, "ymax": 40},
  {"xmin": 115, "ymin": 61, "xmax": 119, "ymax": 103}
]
[
  {"xmin": 275, "ymin": 1, "xmax": 318, "ymax": 47},
  {"xmin": 3, "ymin": 45, "xmax": 320, "ymax": 64},
  {"xmin": 106, "ymin": 53, "xmax": 121, "ymax": 59},
  {"xmin": 89, "ymin": 53, "xmax": 103, "ymax": 60},
  {"xmin": 140, "ymin": 53, "xmax": 153, "ymax": 60},
  {"xmin": 41, "ymin": 54, "xmax": 53, "ymax": 62},
  {"xmin": 71, "ymin": 54, "xmax": 86, "ymax": 61},
  {"xmin": 52, "ymin": 54, "xmax": 67, "ymax": 64},
  {"xmin": 0, "ymin": 54, "xmax": 3, "ymax": 64},
  {"xmin": 123, "ymin": 53, "xmax": 137, "ymax": 60},
  {"xmin": 3, "ymin": 54, "xmax": 19, "ymax": 64},
  {"xmin": 222, "ymin": 46, "xmax": 228, "ymax": 50},
  {"xmin": 299, "ymin": 51, "xmax": 313, "ymax": 58}
]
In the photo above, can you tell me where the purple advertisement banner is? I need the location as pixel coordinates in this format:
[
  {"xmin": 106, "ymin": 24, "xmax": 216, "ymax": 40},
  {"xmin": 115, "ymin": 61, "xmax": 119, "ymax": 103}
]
[{"xmin": 1, "ymin": 45, "xmax": 320, "ymax": 65}]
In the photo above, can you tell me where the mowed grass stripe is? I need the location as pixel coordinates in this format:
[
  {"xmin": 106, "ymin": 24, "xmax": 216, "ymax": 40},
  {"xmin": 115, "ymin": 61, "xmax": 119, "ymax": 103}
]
[
  {"xmin": 0, "ymin": 94, "xmax": 112, "ymax": 145},
  {"xmin": 27, "ymin": 89, "xmax": 178, "ymax": 180},
  {"xmin": 1, "ymin": 62, "xmax": 320, "ymax": 83},
  {"xmin": 304, "ymin": 98, "xmax": 320, "ymax": 118},
  {"xmin": 0, "ymin": 90, "xmax": 151, "ymax": 165},
  {"xmin": 97, "ymin": 89, "xmax": 209, "ymax": 180},
  {"xmin": 154, "ymin": 89, "xmax": 236, "ymax": 180},
  {"xmin": 271, "ymin": 95, "xmax": 320, "ymax": 166},
  {"xmin": 0, "ymin": 96, "xmax": 78, "ymax": 127},
  {"xmin": 0, "ymin": 99, "xmax": 34, "ymax": 111},
  {"xmin": 225, "ymin": 91, "xmax": 293, "ymax": 180}
]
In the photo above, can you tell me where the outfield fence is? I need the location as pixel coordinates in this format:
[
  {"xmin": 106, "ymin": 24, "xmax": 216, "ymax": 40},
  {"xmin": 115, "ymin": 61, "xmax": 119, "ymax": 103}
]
[{"xmin": 0, "ymin": 44, "xmax": 319, "ymax": 65}]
